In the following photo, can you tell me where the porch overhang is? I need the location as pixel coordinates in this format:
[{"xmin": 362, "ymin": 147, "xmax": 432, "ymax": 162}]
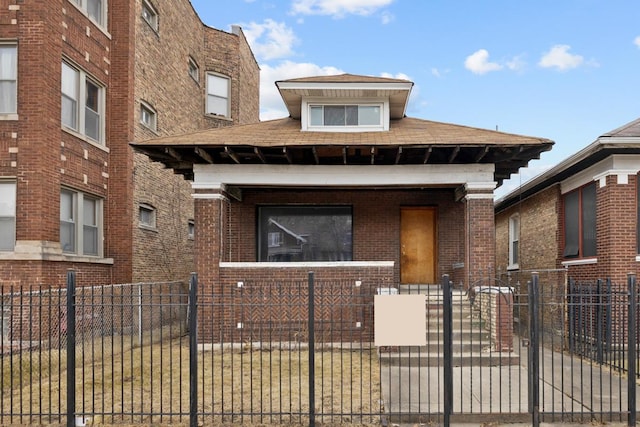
[{"xmin": 131, "ymin": 117, "xmax": 553, "ymax": 188}]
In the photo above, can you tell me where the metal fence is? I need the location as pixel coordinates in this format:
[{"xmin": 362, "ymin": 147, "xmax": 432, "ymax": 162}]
[{"xmin": 2, "ymin": 271, "xmax": 640, "ymax": 426}]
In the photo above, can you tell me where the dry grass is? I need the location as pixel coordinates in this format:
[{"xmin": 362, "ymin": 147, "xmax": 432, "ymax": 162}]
[{"xmin": 1, "ymin": 329, "xmax": 381, "ymax": 426}]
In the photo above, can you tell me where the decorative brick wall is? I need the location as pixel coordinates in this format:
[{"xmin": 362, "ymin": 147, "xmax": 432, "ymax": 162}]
[{"xmin": 196, "ymin": 264, "xmax": 394, "ymax": 343}]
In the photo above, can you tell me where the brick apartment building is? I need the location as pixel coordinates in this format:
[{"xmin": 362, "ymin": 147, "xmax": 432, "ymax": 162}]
[
  {"xmin": 495, "ymin": 117, "xmax": 640, "ymax": 286},
  {"xmin": 0, "ymin": 0, "xmax": 259, "ymax": 287}
]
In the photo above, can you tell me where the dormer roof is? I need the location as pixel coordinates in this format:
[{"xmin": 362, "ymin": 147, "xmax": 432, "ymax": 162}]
[{"xmin": 276, "ymin": 73, "xmax": 413, "ymax": 120}]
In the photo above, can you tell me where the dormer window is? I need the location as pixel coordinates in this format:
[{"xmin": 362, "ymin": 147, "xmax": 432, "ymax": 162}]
[
  {"xmin": 304, "ymin": 102, "xmax": 386, "ymax": 132},
  {"xmin": 309, "ymin": 105, "xmax": 381, "ymax": 127}
]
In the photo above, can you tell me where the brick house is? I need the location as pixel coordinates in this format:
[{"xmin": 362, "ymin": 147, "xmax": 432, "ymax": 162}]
[
  {"xmin": 495, "ymin": 117, "xmax": 640, "ymax": 285},
  {"xmin": 133, "ymin": 73, "xmax": 552, "ymax": 340},
  {"xmin": 0, "ymin": 0, "xmax": 259, "ymax": 287}
]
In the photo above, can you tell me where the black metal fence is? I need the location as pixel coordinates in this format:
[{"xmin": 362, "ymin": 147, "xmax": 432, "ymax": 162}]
[{"xmin": 2, "ymin": 271, "xmax": 640, "ymax": 426}]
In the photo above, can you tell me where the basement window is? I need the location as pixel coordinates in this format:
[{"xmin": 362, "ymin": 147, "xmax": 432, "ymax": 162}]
[{"xmin": 139, "ymin": 203, "xmax": 157, "ymax": 229}]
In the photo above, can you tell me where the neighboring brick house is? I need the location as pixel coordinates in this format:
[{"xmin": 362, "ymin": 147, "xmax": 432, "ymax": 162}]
[
  {"xmin": 495, "ymin": 117, "xmax": 640, "ymax": 286},
  {"xmin": 133, "ymin": 73, "xmax": 552, "ymax": 340},
  {"xmin": 0, "ymin": 0, "xmax": 259, "ymax": 287}
]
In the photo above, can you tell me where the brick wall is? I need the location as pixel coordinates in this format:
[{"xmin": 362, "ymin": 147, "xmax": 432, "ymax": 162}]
[
  {"xmin": 474, "ymin": 290, "xmax": 514, "ymax": 351},
  {"xmin": 0, "ymin": 0, "xmax": 259, "ymax": 287},
  {"xmin": 495, "ymin": 185, "xmax": 561, "ymax": 274},
  {"xmin": 196, "ymin": 264, "xmax": 394, "ymax": 343},
  {"xmin": 130, "ymin": 1, "xmax": 260, "ymax": 283}
]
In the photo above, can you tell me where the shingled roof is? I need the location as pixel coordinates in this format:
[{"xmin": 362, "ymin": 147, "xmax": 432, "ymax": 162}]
[{"xmin": 132, "ymin": 115, "xmax": 553, "ymax": 185}]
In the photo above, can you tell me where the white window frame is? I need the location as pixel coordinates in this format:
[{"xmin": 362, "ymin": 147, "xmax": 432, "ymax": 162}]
[
  {"xmin": 508, "ymin": 214, "xmax": 520, "ymax": 269},
  {"xmin": 70, "ymin": 0, "xmax": 108, "ymax": 29},
  {"xmin": 141, "ymin": 0, "xmax": 158, "ymax": 31},
  {"xmin": 0, "ymin": 43, "xmax": 18, "ymax": 117},
  {"xmin": 140, "ymin": 101, "xmax": 157, "ymax": 131},
  {"xmin": 301, "ymin": 99, "xmax": 388, "ymax": 132},
  {"xmin": 188, "ymin": 219, "xmax": 195, "ymax": 239},
  {"xmin": 206, "ymin": 73, "xmax": 230, "ymax": 118},
  {"xmin": 61, "ymin": 60, "xmax": 105, "ymax": 144},
  {"xmin": 188, "ymin": 57, "xmax": 199, "ymax": 82},
  {"xmin": 0, "ymin": 180, "xmax": 16, "ymax": 251},
  {"xmin": 139, "ymin": 203, "xmax": 157, "ymax": 229},
  {"xmin": 60, "ymin": 188, "xmax": 103, "ymax": 257}
]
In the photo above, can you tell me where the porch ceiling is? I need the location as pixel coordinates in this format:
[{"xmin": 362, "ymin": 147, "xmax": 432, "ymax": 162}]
[{"xmin": 132, "ymin": 117, "xmax": 554, "ymax": 187}]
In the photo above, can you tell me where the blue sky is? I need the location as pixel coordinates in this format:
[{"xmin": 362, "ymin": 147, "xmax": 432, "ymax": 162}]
[{"xmin": 190, "ymin": 0, "xmax": 640, "ymax": 196}]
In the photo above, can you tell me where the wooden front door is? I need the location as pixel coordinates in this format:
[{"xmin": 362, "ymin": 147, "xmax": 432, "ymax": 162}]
[{"xmin": 400, "ymin": 207, "xmax": 437, "ymax": 284}]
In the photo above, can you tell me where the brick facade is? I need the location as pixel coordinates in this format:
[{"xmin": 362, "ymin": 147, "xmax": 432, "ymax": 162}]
[
  {"xmin": 496, "ymin": 165, "xmax": 639, "ymax": 286},
  {"xmin": 0, "ymin": 1, "xmax": 259, "ymax": 287}
]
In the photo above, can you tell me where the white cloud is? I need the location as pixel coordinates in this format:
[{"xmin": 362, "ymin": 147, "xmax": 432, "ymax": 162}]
[
  {"xmin": 241, "ymin": 19, "xmax": 298, "ymax": 61},
  {"xmin": 538, "ymin": 45, "xmax": 584, "ymax": 71},
  {"xmin": 381, "ymin": 11, "xmax": 394, "ymax": 24},
  {"xmin": 291, "ymin": 0, "xmax": 395, "ymax": 18},
  {"xmin": 506, "ymin": 55, "xmax": 526, "ymax": 72},
  {"xmin": 635, "ymin": 36, "xmax": 640, "ymax": 48},
  {"xmin": 259, "ymin": 61, "xmax": 344, "ymax": 120},
  {"xmin": 464, "ymin": 49, "xmax": 503, "ymax": 75}
]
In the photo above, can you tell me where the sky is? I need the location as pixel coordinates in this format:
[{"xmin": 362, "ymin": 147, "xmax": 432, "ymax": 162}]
[{"xmin": 190, "ymin": 0, "xmax": 640, "ymax": 197}]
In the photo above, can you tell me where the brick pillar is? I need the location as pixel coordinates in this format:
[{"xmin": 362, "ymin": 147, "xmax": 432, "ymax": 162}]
[
  {"xmin": 596, "ymin": 173, "xmax": 638, "ymax": 284},
  {"xmin": 463, "ymin": 183, "xmax": 496, "ymax": 289},
  {"xmin": 193, "ymin": 190, "xmax": 228, "ymax": 342}
]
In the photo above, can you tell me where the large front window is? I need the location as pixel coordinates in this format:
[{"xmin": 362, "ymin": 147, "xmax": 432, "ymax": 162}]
[
  {"xmin": 60, "ymin": 189, "xmax": 103, "ymax": 256},
  {"xmin": 61, "ymin": 61, "xmax": 105, "ymax": 143},
  {"xmin": 0, "ymin": 44, "xmax": 17, "ymax": 114},
  {"xmin": 257, "ymin": 206, "xmax": 352, "ymax": 262},
  {"xmin": 563, "ymin": 182, "xmax": 596, "ymax": 258}
]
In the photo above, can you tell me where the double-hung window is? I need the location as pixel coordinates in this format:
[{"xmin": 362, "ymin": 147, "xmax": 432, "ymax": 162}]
[
  {"xmin": 257, "ymin": 206, "xmax": 353, "ymax": 262},
  {"xmin": 141, "ymin": 0, "xmax": 158, "ymax": 31},
  {"xmin": 563, "ymin": 182, "xmax": 596, "ymax": 258},
  {"xmin": 0, "ymin": 181, "xmax": 16, "ymax": 251},
  {"xmin": 61, "ymin": 61, "xmax": 105, "ymax": 143},
  {"xmin": 140, "ymin": 102, "xmax": 157, "ymax": 131},
  {"xmin": 139, "ymin": 203, "xmax": 156, "ymax": 229},
  {"xmin": 206, "ymin": 73, "xmax": 230, "ymax": 117},
  {"xmin": 60, "ymin": 189, "xmax": 103, "ymax": 256},
  {"xmin": 508, "ymin": 214, "xmax": 519, "ymax": 268},
  {"xmin": 71, "ymin": 0, "xmax": 107, "ymax": 28},
  {"xmin": 0, "ymin": 44, "xmax": 17, "ymax": 114}
]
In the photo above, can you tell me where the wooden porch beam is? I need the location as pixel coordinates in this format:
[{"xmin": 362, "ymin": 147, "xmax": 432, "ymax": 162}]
[
  {"xmin": 474, "ymin": 146, "xmax": 489, "ymax": 162},
  {"xmin": 283, "ymin": 147, "xmax": 292, "ymax": 164},
  {"xmin": 395, "ymin": 146, "xmax": 403, "ymax": 165},
  {"xmin": 448, "ymin": 146, "xmax": 460, "ymax": 163},
  {"xmin": 254, "ymin": 147, "xmax": 267, "ymax": 164},
  {"xmin": 342, "ymin": 147, "xmax": 348, "ymax": 165},
  {"xmin": 164, "ymin": 147, "xmax": 182, "ymax": 161},
  {"xmin": 225, "ymin": 146, "xmax": 241, "ymax": 164},
  {"xmin": 370, "ymin": 147, "xmax": 376, "ymax": 165},
  {"xmin": 312, "ymin": 147, "xmax": 320, "ymax": 165},
  {"xmin": 194, "ymin": 147, "xmax": 214, "ymax": 164},
  {"xmin": 423, "ymin": 146, "xmax": 432, "ymax": 164}
]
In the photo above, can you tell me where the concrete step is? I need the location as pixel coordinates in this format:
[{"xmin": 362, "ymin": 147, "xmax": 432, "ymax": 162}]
[
  {"xmin": 378, "ymin": 350, "xmax": 520, "ymax": 367},
  {"xmin": 399, "ymin": 341, "xmax": 490, "ymax": 352},
  {"xmin": 427, "ymin": 329, "xmax": 490, "ymax": 341}
]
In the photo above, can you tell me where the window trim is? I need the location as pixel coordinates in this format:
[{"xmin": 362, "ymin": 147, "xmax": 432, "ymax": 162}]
[
  {"xmin": 141, "ymin": 0, "xmax": 159, "ymax": 31},
  {"xmin": 69, "ymin": 0, "xmax": 108, "ymax": 30},
  {"xmin": 508, "ymin": 213, "xmax": 519, "ymax": 270},
  {"xmin": 61, "ymin": 59, "xmax": 106, "ymax": 144},
  {"xmin": 0, "ymin": 180, "xmax": 16, "ymax": 252},
  {"xmin": 60, "ymin": 188, "xmax": 103, "ymax": 257},
  {"xmin": 562, "ymin": 182, "xmax": 597, "ymax": 259},
  {"xmin": 188, "ymin": 56, "xmax": 199, "ymax": 82},
  {"xmin": 206, "ymin": 72, "xmax": 230, "ymax": 118},
  {"xmin": 139, "ymin": 203, "xmax": 157, "ymax": 230},
  {"xmin": 0, "ymin": 43, "xmax": 18, "ymax": 117},
  {"xmin": 140, "ymin": 101, "xmax": 157, "ymax": 131},
  {"xmin": 188, "ymin": 219, "xmax": 195, "ymax": 240}
]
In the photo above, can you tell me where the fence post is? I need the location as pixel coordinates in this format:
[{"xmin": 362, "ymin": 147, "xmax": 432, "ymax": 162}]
[
  {"xmin": 442, "ymin": 274, "xmax": 452, "ymax": 427},
  {"xmin": 596, "ymin": 279, "xmax": 603, "ymax": 363},
  {"xmin": 189, "ymin": 273, "xmax": 198, "ymax": 427},
  {"xmin": 628, "ymin": 273, "xmax": 636, "ymax": 427},
  {"xmin": 66, "ymin": 270, "xmax": 76, "ymax": 427},
  {"xmin": 528, "ymin": 273, "xmax": 540, "ymax": 427},
  {"xmin": 308, "ymin": 271, "xmax": 315, "ymax": 427}
]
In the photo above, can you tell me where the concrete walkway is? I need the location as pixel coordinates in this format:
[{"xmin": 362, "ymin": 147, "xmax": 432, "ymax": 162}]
[{"xmin": 380, "ymin": 340, "xmax": 640, "ymax": 424}]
